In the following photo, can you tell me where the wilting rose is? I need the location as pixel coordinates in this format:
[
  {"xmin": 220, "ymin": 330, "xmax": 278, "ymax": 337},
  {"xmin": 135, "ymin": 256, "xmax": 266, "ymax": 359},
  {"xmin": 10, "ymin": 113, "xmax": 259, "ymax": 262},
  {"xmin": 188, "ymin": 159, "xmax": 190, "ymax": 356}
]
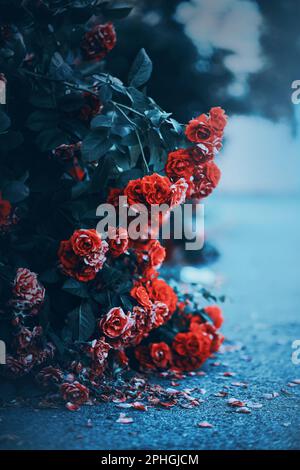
[
  {"xmin": 37, "ymin": 366, "xmax": 64, "ymax": 388},
  {"xmin": 12, "ymin": 268, "xmax": 45, "ymax": 311},
  {"xmin": 60, "ymin": 381, "xmax": 89, "ymax": 406},
  {"xmin": 152, "ymin": 301, "xmax": 169, "ymax": 328}
]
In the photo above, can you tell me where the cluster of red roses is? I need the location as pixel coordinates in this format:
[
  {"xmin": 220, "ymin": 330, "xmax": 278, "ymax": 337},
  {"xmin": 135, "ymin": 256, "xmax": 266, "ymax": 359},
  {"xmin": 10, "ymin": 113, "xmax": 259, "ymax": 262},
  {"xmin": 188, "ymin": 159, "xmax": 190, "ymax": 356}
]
[
  {"xmin": 135, "ymin": 306, "xmax": 224, "ymax": 372},
  {"xmin": 3, "ymin": 106, "xmax": 227, "ymax": 410},
  {"xmin": 166, "ymin": 107, "xmax": 227, "ymax": 199},
  {"xmin": 4, "ymin": 268, "xmax": 55, "ymax": 378}
]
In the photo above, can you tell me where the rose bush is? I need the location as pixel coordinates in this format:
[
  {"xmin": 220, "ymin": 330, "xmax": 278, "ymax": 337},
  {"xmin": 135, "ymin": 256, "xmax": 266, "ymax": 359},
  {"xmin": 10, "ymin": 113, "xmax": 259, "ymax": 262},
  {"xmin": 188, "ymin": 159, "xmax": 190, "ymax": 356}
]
[{"xmin": 0, "ymin": 0, "xmax": 227, "ymax": 409}]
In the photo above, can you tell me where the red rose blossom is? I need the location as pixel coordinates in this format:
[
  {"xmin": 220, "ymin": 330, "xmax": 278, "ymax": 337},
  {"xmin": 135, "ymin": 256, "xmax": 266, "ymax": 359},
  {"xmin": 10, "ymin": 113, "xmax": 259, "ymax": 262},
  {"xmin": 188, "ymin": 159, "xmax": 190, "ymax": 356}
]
[
  {"xmin": 203, "ymin": 305, "xmax": 224, "ymax": 329},
  {"xmin": 209, "ymin": 107, "xmax": 228, "ymax": 136},
  {"xmin": 58, "ymin": 230, "xmax": 108, "ymax": 282},
  {"xmin": 141, "ymin": 173, "xmax": 172, "ymax": 206},
  {"xmin": 165, "ymin": 149, "xmax": 194, "ymax": 182},
  {"xmin": 71, "ymin": 229, "xmax": 102, "ymax": 256},
  {"xmin": 130, "ymin": 284, "xmax": 152, "ymax": 310},
  {"xmin": 100, "ymin": 307, "xmax": 133, "ymax": 339},
  {"xmin": 107, "ymin": 226, "xmax": 129, "ymax": 257},
  {"xmin": 81, "ymin": 23, "xmax": 117, "ymax": 61},
  {"xmin": 150, "ymin": 342, "xmax": 172, "ymax": 369},
  {"xmin": 192, "ymin": 161, "xmax": 221, "ymax": 199},
  {"xmin": 149, "ymin": 278, "xmax": 177, "ymax": 314}
]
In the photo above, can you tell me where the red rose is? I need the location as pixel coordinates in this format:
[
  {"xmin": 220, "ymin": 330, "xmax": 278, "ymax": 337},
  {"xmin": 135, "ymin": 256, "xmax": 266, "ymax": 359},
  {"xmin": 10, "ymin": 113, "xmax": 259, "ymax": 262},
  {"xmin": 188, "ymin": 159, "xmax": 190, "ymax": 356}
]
[
  {"xmin": 71, "ymin": 229, "xmax": 102, "ymax": 256},
  {"xmin": 141, "ymin": 173, "xmax": 172, "ymax": 205},
  {"xmin": 165, "ymin": 149, "xmax": 194, "ymax": 181},
  {"xmin": 150, "ymin": 342, "xmax": 172, "ymax": 369},
  {"xmin": 135, "ymin": 240, "xmax": 166, "ymax": 269},
  {"xmin": 209, "ymin": 107, "xmax": 227, "ymax": 136},
  {"xmin": 149, "ymin": 278, "xmax": 177, "ymax": 314},
  {"xmin": 0, "ymin": 196, "xmax": 11, "ymax": 225},
  {"xmin": 185, "ymin": 114, "xmax": 214, "ymax": 144},
  {"xmin": 172, "ymin": 329, "xmax": 212, "ymax": 372},
  {"xmin": 130, "ymin": 284, "xmax": 152, "ymax": 309},
  {"xmin": 173, "ymin": 332, "xmax": 202, "ymax": 357},
  {"xmin": 152, "ymin": 301, "xmax": 169, "ymax": 328},
  {"xmin": 60, "ymin": 381, "xmax": 89, "ymax": 407},
  {"xmin": 199, "ymin": 322, "xmax": 224, "ymax": 353},
  {"xmin": 170, "ymin": 178, "xmax": 188, "ymax": 206},
  {"xmin": 81, "ymin": 23, "xmax": 117, "ymax": 61},
  {"xmin": 190, "ymin": 144, "xmax": 214, "ymax": 164},
  {"xmin": 192, "ymin": 161, "xmax": 221, "ymax": 199},
  {"xmin": 12, "ymin": 268, "xmax": 45, "ymax": 311},
  {"xmin": 203, "ymin": 305, "xmax": 224, "ymax": 329},
  {"xmin": 100, "ymin": 307, "xmax": 133, "ymax": 338},
  {"xmin": 37, "ymin": 366, "xmax": 63, "ymax": 388},
  {"xmin": 124, "ymin": 178, "xmax": 144, "ymax": 205},
  {"xmin": 58, "ymin": 240, "xmax": 78, "ymax": 274},
  {"xmin": 107, "ymin": 226, "xmax": 129, "ymax": 257},
  {"xmin": 58, "ymin": 231, "xmax": 108, "ymax": 282}
]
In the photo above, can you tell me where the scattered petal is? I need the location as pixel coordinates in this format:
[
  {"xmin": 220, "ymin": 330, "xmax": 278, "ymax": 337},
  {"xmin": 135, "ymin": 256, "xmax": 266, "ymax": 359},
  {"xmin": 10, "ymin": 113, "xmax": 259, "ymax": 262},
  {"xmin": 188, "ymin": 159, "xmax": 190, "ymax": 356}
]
[
  {"xmin": 116, "ymin": 413, "xmax": 133, "ymax": 424},
  {"xmin": 197, "ymin": 421, "xmax": 213, "ymax": 428}
]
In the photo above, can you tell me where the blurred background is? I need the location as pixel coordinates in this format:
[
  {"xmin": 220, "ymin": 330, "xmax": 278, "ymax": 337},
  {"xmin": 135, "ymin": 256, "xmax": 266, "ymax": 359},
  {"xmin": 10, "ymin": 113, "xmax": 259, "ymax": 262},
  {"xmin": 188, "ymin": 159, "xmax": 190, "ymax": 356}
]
[{"xmin": 108, "ymin": 0, "xmax": 300, "ymax": 195}]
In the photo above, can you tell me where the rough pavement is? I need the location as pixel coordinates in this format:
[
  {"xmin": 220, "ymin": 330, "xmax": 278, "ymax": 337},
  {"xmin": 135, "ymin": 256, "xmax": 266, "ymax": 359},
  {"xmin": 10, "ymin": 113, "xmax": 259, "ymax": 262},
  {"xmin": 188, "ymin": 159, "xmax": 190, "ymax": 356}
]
[{"xmin": 0, "ymin": 195, "xmax": 300, "ymax": 450}]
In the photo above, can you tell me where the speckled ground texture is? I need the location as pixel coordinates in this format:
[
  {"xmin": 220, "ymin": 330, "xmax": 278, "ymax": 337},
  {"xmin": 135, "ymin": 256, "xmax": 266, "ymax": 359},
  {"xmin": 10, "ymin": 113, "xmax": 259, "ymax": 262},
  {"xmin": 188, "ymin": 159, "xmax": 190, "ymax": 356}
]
[{"xmin": 0, "ymin": 195, "xmax": 300, "ymax": 450}]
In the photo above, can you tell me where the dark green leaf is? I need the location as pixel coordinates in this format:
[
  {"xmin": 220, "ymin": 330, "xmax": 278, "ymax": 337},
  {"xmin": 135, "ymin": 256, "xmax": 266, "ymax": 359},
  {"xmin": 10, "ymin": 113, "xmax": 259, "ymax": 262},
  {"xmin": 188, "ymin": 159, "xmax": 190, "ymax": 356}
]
[
  {"xmin": 81, "ymin": 130, "xmax": 113, "ymax": 162},
  {"xmin": 67, "ymin": 302, "xmax": 96, "ymax": 341},
  {"xmin": 2, "ymin": 180, "xmax": 29, "ymax": 203},
  {"xmin": 128, "ymin": 48, "xmax": 153, "ymax": 88},
  {"xmin": 0, "ymin": 111, "xmax": 11, "ymax": 133},
  {"xmin": 27, "ymin": 111, "xmax": 59, "ymax": 132},
  {"xmin": 63, "ymin": 278, "xmax": 89, "ymax": 298}
]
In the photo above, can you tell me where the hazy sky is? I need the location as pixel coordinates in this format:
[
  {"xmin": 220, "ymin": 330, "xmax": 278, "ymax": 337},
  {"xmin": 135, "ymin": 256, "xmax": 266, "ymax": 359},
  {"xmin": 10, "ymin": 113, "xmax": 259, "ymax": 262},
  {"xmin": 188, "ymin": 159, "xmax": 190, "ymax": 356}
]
[{"xmin": 176, "ymin": 0, "xmax": 300, "ymax": 194}]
